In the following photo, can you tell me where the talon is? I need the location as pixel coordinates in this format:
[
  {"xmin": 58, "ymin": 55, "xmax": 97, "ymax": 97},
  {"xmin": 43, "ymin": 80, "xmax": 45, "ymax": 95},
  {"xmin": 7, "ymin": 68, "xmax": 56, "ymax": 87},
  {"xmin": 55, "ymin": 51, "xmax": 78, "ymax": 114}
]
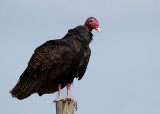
[
  {"xmin": 63, "ymin": 97, "xmax": 71, "ymax": 101},
  {"xmin": 53, "ymin": 97, "xmax": 63, "ymax": 103}
]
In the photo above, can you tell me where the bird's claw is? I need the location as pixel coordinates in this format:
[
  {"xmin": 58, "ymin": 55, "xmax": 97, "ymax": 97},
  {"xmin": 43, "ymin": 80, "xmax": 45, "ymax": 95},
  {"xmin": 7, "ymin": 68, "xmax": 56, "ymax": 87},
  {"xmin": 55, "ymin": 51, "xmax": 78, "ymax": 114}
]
[
  {"xmin": 53, "ymin": 97, "xmax": 63, "ymax": 102},
  {"xmin": 63, "ymin": 97, "xmax": 71, "ymax": 101}
]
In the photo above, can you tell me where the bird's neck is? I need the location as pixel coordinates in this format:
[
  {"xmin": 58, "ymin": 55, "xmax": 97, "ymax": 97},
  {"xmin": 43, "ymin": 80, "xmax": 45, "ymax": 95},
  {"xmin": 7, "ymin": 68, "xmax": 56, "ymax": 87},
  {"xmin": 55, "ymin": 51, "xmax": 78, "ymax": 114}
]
[
  {"xmin": 84, "ymin": 25, "xmax": 92, "ymax": 33},
  {"xmin": 65, "ymin": 26, "xmax": 93, "ymax": 45}
]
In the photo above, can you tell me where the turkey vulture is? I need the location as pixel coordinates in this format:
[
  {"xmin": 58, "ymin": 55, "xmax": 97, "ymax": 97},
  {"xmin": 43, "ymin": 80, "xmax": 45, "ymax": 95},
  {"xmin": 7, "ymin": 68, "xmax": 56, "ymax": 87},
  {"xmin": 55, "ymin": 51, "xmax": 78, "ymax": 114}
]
[{"xmin": 10, "ymin": 17, "xmax": 100, "ymax": 105}]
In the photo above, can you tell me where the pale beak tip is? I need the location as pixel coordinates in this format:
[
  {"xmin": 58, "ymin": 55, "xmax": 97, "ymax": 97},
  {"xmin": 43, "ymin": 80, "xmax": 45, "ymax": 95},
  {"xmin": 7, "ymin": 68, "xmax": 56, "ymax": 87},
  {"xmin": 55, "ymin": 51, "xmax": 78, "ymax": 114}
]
[{"xmin": 96, "ymin": 27, "xmax": 100, "ymax": 32}]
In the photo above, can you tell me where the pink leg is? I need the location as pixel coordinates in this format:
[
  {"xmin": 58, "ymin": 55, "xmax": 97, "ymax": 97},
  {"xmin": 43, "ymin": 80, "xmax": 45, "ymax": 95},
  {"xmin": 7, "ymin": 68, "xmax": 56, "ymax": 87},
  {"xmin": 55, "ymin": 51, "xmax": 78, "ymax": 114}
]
[
  {"xmin": 58, "ymin": 84, "xmax": 62, "ymax": 99},
  {"xmin": 66, "ymin": 83, "xmax": 71, "ymax": 98},
  {"xmin": 63, "ymin": 84, "xmax": 71, "ymax": 100},
  {"xmin": 53, "ymin": 84, "xmax": 63, "ymax": 102}
]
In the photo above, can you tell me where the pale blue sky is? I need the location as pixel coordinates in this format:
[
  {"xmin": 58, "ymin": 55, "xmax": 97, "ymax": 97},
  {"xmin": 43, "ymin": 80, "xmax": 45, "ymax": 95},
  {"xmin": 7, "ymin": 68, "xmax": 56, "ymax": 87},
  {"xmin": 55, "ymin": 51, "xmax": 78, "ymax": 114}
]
[{"xmin": 0, "ymin": 0, "xmax": 160, "ymax": 114}]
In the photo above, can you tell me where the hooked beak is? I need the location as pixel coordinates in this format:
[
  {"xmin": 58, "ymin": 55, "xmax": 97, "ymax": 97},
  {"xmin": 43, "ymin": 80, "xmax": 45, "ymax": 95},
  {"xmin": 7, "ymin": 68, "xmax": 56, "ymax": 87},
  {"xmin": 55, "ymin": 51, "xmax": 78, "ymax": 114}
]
[{"xmin": 96, "ymin": 27, "xmax": 100, "ymax": 32}]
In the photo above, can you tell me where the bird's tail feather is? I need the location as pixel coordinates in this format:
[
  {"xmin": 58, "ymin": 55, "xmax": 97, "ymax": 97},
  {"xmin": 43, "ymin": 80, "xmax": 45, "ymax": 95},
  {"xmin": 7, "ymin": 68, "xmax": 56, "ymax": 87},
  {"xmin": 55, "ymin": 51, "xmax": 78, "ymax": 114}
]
[
  {"xmin": 9, "ymin": 67, "xmax": 35, "ymax": 100},
  {"xmin": 9, "ymin": 88, "xmax": 31, "ymax": 100}
]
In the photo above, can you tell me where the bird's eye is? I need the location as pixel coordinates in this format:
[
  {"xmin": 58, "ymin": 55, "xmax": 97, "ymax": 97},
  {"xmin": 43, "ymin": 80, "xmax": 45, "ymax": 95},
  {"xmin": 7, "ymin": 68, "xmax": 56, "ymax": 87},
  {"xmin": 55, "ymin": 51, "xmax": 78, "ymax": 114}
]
[{"xmin": 89, "ymin": 20, "xmax": 95, "ymax": 25}]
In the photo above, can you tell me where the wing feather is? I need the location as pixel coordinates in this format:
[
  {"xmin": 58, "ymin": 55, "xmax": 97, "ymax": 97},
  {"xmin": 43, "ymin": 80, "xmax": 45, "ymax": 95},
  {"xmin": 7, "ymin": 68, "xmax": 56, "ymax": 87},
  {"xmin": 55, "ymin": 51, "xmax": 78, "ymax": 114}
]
[
  {"xmin": 77, "ymin": 48, "xmax": 91, "ymax": 80},
  {"xmin": 10, "ymin": 40, "xmax": 73, "ymax": 99}
]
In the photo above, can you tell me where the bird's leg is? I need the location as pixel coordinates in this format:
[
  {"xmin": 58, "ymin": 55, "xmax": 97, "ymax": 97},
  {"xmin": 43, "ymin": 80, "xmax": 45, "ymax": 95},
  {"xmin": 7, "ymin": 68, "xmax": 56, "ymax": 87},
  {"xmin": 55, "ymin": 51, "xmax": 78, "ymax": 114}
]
[
  {"xmin": 53, "ymin": 84, "xmax": 63, "ymax": 102},
  {"xmin": 58, "ymin": 84, "xmax": 62, "ymax": 99},
  {"xmin": 66, "ymin": 83, "xmax": 71, "ymax": 99},
  {"xmin": 63, "ymin": 83, "xmax": 78, "ymax": 110}
]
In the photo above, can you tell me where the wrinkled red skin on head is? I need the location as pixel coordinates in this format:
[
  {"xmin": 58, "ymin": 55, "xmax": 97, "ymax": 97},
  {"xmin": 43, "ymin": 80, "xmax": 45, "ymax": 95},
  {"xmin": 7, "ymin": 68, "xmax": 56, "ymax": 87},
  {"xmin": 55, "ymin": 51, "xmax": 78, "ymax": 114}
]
[{"xmin": 84, "ymin": 17, "xmax": 100, "ymax": 32}]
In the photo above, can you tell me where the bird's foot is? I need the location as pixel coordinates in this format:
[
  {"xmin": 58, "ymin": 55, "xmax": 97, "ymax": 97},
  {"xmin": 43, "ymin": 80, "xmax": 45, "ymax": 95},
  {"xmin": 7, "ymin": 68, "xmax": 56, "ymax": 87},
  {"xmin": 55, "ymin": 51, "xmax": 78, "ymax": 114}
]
[
  {"xmin": 63, "ymin": 97, "xmax": 77, "ymax": 111},
  {"xmin": 63, "ymin": 97, "xmax": 71, "ymax": 101},
  {"xmin": 53, "ymin": 97, "xmax": 63, "ymax": 102}
]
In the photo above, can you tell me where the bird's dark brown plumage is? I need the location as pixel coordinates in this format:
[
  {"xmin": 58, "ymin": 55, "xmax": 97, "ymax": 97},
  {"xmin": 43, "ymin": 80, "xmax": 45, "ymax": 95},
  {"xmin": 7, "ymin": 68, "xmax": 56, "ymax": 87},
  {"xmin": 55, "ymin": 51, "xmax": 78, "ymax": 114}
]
[{"xmin": 10, "ymin": 26, "xmax": 93, "ymax": 99}]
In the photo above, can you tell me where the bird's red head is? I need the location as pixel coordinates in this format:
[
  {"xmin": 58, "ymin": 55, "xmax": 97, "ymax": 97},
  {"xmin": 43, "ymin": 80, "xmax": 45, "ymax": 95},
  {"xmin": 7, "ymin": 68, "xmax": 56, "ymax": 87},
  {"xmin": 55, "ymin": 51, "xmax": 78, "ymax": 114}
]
[{"xmin": 84, "ymin": 17, "xmax": 100, "ymax": 33}]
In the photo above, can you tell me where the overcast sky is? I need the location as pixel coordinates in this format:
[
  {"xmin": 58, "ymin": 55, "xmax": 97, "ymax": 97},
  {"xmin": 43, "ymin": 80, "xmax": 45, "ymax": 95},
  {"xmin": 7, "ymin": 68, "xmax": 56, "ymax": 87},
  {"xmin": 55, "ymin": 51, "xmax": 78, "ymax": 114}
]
[{"xmin": 0, "ymin": 0, "xmax": 160, "ymax": 114}]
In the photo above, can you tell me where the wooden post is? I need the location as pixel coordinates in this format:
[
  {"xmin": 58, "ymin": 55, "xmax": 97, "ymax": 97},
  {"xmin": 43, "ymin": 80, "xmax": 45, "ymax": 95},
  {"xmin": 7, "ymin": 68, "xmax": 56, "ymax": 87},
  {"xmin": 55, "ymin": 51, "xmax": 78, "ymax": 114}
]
[{"xmin": 56, "ymin": 101, "xmax": 75, "ymax": 114}]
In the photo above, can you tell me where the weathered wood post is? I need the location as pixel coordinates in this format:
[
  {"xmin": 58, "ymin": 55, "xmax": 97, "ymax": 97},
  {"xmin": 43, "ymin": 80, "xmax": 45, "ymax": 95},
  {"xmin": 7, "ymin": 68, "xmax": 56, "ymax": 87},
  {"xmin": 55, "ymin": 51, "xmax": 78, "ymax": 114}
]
[{"xmin": 56, "ymin": 101, "xmax": 75, "ymax": 114}]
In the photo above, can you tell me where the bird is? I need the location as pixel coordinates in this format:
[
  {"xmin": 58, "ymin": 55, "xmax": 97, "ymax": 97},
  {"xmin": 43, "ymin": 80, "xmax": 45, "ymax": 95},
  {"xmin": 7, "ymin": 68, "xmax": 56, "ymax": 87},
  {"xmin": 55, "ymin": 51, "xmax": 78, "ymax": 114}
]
[{"xmin": 10, "ymin": 17, "xmax": 100, "ymax": 108}]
